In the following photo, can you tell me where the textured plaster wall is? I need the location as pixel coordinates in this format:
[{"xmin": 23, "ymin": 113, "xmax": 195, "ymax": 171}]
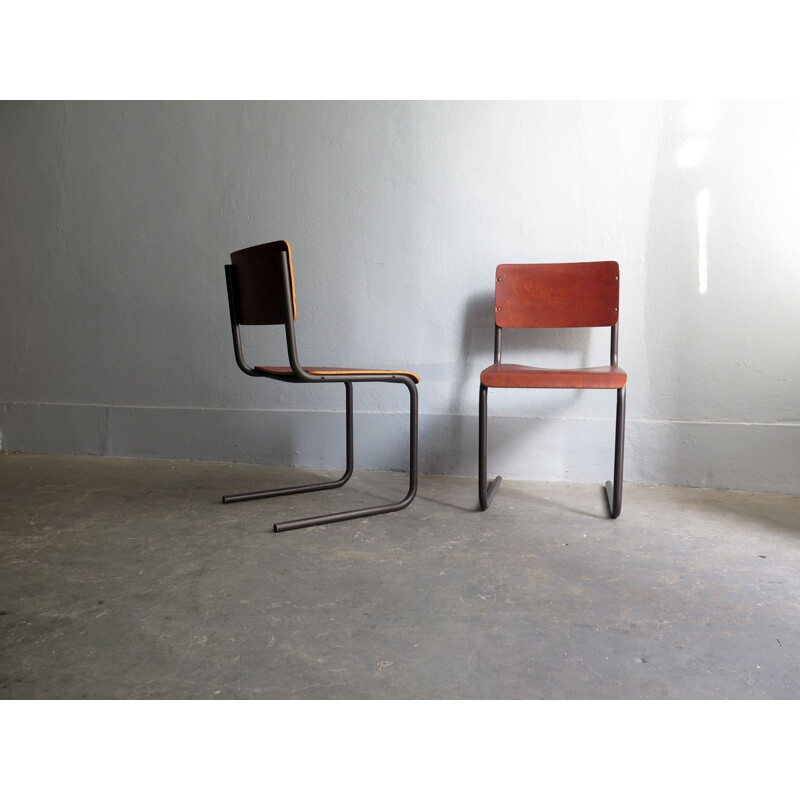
[{"xmin": 1, "ymin": 100, "xmax": 798, "ymax": 492}]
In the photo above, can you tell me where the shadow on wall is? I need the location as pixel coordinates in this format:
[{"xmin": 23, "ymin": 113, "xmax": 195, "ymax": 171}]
[
  {"xmin": 418, "ymin": 291, "xmax": 494, "ymax": 477},
  {"xmin": 422, "ymin": 287, "xmax": 594, "ymax": 480}
]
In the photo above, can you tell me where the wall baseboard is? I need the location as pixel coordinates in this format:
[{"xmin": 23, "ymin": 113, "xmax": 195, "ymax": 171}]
[{"xmin": 1, "ymin": 401, "xmax": 797, "ymax": 494}]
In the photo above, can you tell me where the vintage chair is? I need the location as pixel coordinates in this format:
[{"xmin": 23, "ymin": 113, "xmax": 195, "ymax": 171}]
[
  {"xmin": 478, "ymin": 261, "xmax": 627, "ymax": 517},
  {"xmin": 223, "ymin": 240, "xmax": 419, "ymax": 532}
]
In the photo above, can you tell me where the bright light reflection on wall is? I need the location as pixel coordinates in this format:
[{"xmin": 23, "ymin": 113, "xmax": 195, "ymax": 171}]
[
  {"xmin": 686, "ymin": 101, "xmax": 720, "ymax": 129},
  {"xmin": 697, "ymin": 188, "xmax": 709, "ymax": 295},
  {"xmin": 678, "ymin": 138, "xmax": 708, "ymax": 168},
  {"xmin": 679, "ymin": 101, "xmax": 718, "ymax": 296}
]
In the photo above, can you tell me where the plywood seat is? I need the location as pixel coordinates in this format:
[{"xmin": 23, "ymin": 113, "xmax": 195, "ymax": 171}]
[
  {"xmin": 480, "ymin": 363, "xmax": 626, "ymax": 390},
  {"xmin": 256, "ymin": 366, "xmax": 420, "ymax": 383}
]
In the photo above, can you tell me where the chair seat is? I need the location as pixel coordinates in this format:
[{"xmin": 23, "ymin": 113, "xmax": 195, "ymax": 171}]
[
  {"xmin": 480, "ymin": 362, "xmax": 627, "ymax": 389},
  {"xmin": 256, "ymin": 366, "xmax": 420, "ymax": 384}
]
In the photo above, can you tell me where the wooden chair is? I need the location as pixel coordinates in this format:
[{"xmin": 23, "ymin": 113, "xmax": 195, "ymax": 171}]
[
  {"xmin": 478, "ymin": 261, "xmax": 627, "ymax": 517},
  {"xmin": 223, "ymin": 240, "xmax": 419, "ymax": 532}
]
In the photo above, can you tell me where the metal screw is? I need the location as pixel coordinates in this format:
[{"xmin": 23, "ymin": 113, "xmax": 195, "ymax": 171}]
[
  {"xmin": 496, "ymin": 307, "xmax": 501, "ymax": 312},
  {"xmin": 615, "ymin": 276, "xmax": 619, "ymax": 281},
  {"xmin": 614, "ymin": 307, "xmax": 618, "ymax": 312},
  {"xmin": 497, "ymin": 277, "xmax": 501, "ymax": 282}
]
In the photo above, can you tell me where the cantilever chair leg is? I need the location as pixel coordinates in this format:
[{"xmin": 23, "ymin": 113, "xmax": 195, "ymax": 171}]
[
  {"xmin": 222, "ymin": 382, "xmax": 355, "ymax": 505},
  {"xmin": 604, "ymin": 385, "xmax": 626, "ymax": 519},
  {"xmin": 273, "ymin": 377, "xmax": 418, "ymax": 533},
  {"xmin": 478, "ymin": 383, "xmax": 502, "ymax": 510}
]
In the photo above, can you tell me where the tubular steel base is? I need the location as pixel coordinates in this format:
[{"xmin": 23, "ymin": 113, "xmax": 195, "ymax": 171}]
[
  {"xmin": 604, "ymin": 385, "xmax": 626, "ymax": 519},
  {"xmin": 480, "ymin": 475, "xmax": 502, "ymax": 511},
  {"xmin": 604, "ymin": 481, "xmax": 619, "ymax": 518},
  {"xmin": 478, "ymin": 383, "xmax": 502, "ymax": 510},
  {"xmin": 222, "ymin": 467, "xmax": 354, "ymax": 506},
  {"xmin": 273, "ymin": 493, "xmax": 415, "ymax": 533},
  {"xmin": 478, "ymin": 384, "xmax": 626, "ymax": 519},
  {"xmin": 222, "ymin": 384, "xmax": 354, "ymax": 511},
  {"xmin": 222, "ymin": 380, "xmax": 418, "ymax": 533}
]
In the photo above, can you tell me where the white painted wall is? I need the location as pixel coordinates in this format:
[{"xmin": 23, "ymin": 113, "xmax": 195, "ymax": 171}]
[{"xmin": 1, "ymin": 101, "xmax": 798, "ymax": 492}]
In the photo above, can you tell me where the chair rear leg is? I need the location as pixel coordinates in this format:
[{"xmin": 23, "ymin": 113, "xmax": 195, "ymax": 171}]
[
  {"xmin": 604, "ymin": 385, "xmax": 626, "ymax": 519},
  {"xmin": 273, "ymin": 377, "xmax": 418, "ymax": 533},
  {"xmin": 478, "ymin": 383, "xmax": 502, "ymax": 510},
  {"xmin": 221, "ymin": 382, "xmax": 354, "ymax": 505}
]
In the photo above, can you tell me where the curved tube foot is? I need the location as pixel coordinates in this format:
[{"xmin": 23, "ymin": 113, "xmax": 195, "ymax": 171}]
[
  {"xmin": 604, "ymin": 480, "xmax": 622, "ymax": 519},
  {"xmin": 479, "ymin": 475, "xmax": 502, "ymax": 511}
]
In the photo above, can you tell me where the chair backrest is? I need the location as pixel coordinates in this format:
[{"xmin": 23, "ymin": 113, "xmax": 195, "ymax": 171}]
[
  {"xmin": 495, "ymin": 261, "xmax": 619, "ymax": 328},
  {"xmin": 227, "ymin": 240, "xmax": 297, "ymax": 325}
]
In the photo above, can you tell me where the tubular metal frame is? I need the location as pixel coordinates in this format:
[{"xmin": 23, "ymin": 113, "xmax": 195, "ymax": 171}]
[
  {"xmin": 222, "ymin": 252, "xmax": 418, "ymax": 533},
  {"xmin": 478, "ymin": 323, "xmax": 626, "ymax": 518}
]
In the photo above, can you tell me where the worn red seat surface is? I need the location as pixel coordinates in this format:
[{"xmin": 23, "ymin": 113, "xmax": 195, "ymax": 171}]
[{"xmin": 480, "ymin": 362, "xmax": 626, "ymax": 390}]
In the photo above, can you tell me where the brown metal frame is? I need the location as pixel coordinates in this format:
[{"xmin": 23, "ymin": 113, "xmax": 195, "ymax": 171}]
[{"xmin": 223, "ymin": 249, "xmax": 418, "ymax": 533}]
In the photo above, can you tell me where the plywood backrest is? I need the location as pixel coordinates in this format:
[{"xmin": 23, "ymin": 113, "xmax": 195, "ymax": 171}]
[
  {"xmin": 495, "ymin": 261, "xmax": 619, "ymax": 328},
  {"xmin": 227, "ymin": 240, "xmax": 297, "ymax": 326}
]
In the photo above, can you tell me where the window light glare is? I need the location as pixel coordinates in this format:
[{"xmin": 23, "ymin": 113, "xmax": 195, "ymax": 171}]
[
  {"xmin": 685, "ymin": 100, "xmax": 720, "ymax": 130},
  {"xmin": 697, "ymin": 188, "xmax": 709, "ymax": 295},
  {"xmin": 678, "ymin": 138, "xmax": 708, "ymax": 168}
]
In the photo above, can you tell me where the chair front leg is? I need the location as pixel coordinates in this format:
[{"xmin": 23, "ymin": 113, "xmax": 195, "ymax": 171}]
[
  {"xmin": 478, "ymin": 383, "xmax": 502, "ymax": 510},
  {"xmin": 604, "ymin": 385, "xmax": 626, "ymax": 519},
  {"xmin": 273, "ymin": 376, "xmax": 418, "ymax": 533},
  {"xmin": 221, "ymin": 381, "xmax": 354, "ymax": 505}
]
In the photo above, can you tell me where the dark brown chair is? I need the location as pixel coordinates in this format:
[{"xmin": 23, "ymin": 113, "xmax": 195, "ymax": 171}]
[
  {"xmin": 223, "ymin": 240, "xmax": 419, "ymax": 532},
  {"xmin": 478, "ymin": 261, "xmax": 627, "ymax": 517}
]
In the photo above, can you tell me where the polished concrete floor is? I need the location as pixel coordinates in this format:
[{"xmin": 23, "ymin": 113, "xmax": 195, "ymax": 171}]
[{"xmin": 1, "ymin": 453, "xmax": 799, "ymax": 699}]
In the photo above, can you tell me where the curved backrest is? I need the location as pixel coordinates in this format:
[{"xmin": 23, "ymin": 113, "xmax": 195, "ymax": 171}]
[
  {"xmin": 495, "ymin": 261, "xmax": 619, "ymax": 328},
  {"xmin": 227, "ymin": 240, "xmax": 297, "ymax": 325}
]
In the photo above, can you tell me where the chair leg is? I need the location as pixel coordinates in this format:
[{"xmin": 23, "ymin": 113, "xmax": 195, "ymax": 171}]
[
  {"xmin": 478, "ymin": 383, "xmax": 502, "ymax": 510},
  {"xmin": 222, "ymin": 382, "xmax": 354, "ymax": 505},
  {"xmin": 604, "ymin": 385, "xmax": 626, "ymax": 519},
  {"xmin": 273, "ymin": 377, "xmax": 418, "ymax": 532}
]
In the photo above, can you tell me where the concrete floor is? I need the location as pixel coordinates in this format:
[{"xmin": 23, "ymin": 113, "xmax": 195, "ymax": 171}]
[{"xmin": 1, "ymin": 453, "xmax": 799, "ymax": 700}]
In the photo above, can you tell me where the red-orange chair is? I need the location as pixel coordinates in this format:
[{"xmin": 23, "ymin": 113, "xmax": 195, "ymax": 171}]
[
  {"xmin": 222, "ymin": 240, "xmax": 419, "ymax": 532},
  {"xmin": 478, "ymin": 261, "xmax": 627, "ymax": 517}
]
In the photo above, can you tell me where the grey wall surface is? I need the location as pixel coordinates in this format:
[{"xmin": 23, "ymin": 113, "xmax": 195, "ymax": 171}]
[{"xmin": 1, "ymin": 100, "xmax": 798, "ymax": 492}]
